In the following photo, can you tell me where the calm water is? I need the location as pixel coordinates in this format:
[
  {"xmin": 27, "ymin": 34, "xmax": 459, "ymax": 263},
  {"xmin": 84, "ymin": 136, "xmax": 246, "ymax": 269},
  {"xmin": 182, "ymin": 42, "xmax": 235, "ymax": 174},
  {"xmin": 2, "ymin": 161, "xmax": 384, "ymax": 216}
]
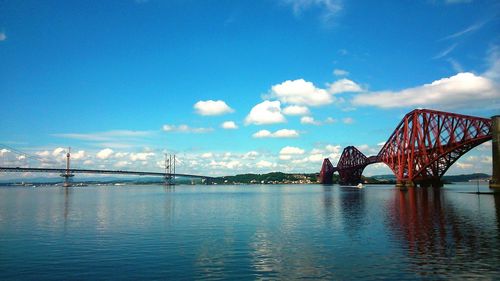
[{"xmin": 1, "ymin": 183, "xmax": 499, "ymax": 280}]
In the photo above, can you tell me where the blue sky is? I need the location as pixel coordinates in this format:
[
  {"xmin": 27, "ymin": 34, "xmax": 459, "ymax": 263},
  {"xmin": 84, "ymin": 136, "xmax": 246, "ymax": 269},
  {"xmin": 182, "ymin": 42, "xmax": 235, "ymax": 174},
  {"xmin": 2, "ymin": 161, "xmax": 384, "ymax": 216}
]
[{"xmin": 0, "ymin": 0, "xmax": 499, "ymax": 177}]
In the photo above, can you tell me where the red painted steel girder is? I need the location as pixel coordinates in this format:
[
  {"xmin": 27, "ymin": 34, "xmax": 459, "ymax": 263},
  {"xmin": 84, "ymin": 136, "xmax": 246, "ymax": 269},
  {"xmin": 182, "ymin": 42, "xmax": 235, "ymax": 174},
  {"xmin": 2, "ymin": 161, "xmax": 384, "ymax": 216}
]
[
  {"xmin": 319, "ymin": 158, "xmax": 335, "ymax": 184},
  {"xmin": 337, "ymin": 146, "xmax": 371, "ymax": 185},
  {"xmin": 338, "ymin": 146, "xmax": 368, "ymax": 169},
  {"xmin": 377, "ymin": 109, "xmax": 492, "ymax": 184}
]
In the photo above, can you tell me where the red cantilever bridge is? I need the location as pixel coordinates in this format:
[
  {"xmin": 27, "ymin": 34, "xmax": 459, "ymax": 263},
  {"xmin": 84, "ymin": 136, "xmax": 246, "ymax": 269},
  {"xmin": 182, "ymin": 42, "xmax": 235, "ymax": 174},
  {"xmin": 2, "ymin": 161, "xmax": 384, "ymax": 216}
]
[{"xmin": 319, "ymin": 109, "xmax": 498, "ymax": 188}]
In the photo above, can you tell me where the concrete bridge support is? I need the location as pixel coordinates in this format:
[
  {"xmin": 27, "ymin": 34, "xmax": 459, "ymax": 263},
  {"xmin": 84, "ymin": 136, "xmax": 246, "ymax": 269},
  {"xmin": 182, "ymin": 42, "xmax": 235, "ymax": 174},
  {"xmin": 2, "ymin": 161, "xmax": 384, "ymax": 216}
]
[
  {"xmin": 396, "ymin": 180, "xmax": 414, "ymax": 190},
  {"xmin": 491, "ymin": 115, "xmax": 500, "ymax": 190},
  {"xmin": 395, "ymin": 177, "xmax": 443, "ymax": 189},
  {"xmin": 416, "ymin": 177, "xmax": 443, "ymax": 188}
]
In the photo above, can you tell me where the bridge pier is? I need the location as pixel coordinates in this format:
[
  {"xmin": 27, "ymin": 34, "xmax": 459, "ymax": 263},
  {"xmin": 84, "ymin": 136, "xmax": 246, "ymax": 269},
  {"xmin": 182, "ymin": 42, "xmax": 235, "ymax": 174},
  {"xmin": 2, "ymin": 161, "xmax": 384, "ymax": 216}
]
[
  {"xmin": 396, "ymin": 180, "xmax": 414, "ymax": 190},
  {"xmin": 164, "ymin": 175, "xmax": 175, "ymax": 186},
  {"xmin": 490, "ymin": 115, "xmax": 500, "ymax": 191},
  {"xmin": 60, "ymin": 148, "xmax": 73, "ymax": 187},
  {"xmin": 397, "ymin": 178, "xmax": 443, "ymax": 189},
  {"xmin": 60, "ymin": 174, "xmax": 74, "ymax": 187},
  {"xmin": 417, "ymin": 178, "xmax": 443, "ymax": 188}
]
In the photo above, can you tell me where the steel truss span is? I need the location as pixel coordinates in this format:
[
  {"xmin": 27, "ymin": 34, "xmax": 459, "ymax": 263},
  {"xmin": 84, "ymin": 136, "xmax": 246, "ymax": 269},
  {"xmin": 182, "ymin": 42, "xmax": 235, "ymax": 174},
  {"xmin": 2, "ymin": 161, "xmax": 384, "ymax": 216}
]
[{"xmin": 319, "ymin": 109, "xmax": 493, "ymax": 187}]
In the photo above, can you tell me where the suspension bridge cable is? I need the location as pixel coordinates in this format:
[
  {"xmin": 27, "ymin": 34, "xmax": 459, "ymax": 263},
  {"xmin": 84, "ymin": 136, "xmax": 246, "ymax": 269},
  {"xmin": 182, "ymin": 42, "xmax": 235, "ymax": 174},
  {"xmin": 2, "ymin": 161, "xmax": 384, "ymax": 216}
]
[{"xmin": 0, "ymin": 143, "xmax": 60, "ymax": 165}]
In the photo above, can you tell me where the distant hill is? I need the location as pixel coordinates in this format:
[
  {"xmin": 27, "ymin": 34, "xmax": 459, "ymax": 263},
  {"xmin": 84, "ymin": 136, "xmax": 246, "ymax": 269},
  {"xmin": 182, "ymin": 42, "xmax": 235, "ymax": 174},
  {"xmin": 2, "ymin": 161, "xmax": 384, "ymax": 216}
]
[
  {"xmin": 442, "ymin": 173, "xmax": 490, "ymax": 183},
  {"xmin": 211, "ymin": 172, "xmax": 320, "ymax": 184},
  {"xmin": 371, "ymin": 173, "xmax": 490, "ymax": 183},
  {"xmin": 372, "ymin": 174, "xmax": 396, "ymax": 180}
]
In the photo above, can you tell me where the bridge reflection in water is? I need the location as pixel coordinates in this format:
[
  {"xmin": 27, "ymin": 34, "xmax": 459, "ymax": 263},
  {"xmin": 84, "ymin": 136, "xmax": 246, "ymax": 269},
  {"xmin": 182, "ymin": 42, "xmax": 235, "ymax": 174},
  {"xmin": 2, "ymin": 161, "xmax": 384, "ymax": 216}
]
[
  {"xmin": 2, "ymin": 184, "xmax": 499, "ymax": 279},
  {"xmin": 387, "ymin": 188, "xmax": 500, "ymax": 277}
]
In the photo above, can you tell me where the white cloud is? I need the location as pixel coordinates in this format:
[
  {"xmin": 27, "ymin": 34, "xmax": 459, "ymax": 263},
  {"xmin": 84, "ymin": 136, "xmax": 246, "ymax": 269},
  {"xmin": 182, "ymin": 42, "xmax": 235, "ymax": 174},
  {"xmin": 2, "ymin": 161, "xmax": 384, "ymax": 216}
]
[
  {"xmin": 252, "ymin": 129, "xmax": 299, "ymax": 138},
  {"xmin": 243, "ymin": 151, "xmax": 259, "ymax": 159},
  {"xmin": 115, "ymin": 152, "xmax": 129, "ymax": 158},
  {"xmin": 333, "ymin": 69, "xmax": 349, "ymax": 76},
  {"xmin": 201, "ymin": 152, "xmax": 213, "ymax": 158},
  {"xmin": 280, "ymin": 146, "xmax": 305, "ymax": 155},
  {"xmin": 209, "ymin": 160, "xmax": 242, "ymax": 170},
  {"xmin": 284, "ymin": 0, "xmax": 342, "ymax": 22},
  {"xmin": 342, "ymin": 117, "xmax": 354, "ymax": 124},
  {"xmin": 53, "ymin": 130, "xmax": 152, "ymax": 141},
  {"xmin": 97, "ymin": 148, "xmax": 114, "ymax": 159},
  {"xmin": 130, "ymin": 152, "xmax": 155, "ymax": 161},
  {"xmin": 308, "ymin": 153, "xmax": 324, "ymax": 162},
  {"xmin": 357, "ymin": 144, "xmax": 379, "ymax": 155},
  {"xmin": 300, "ymin": 116, "xmax": 321, "ymax": 125},
  {"xmin": 484, "ymin": 46, "xmax": 500, "ymax": 81},
  {"xmin": 36, "ymin": 150, "xmax": 50, "ymax": 157},
  {"xmin": 433, "ymin": 43, "xmax": 457, "ymax": 59},
  {"xmin": 325, "ymin": 144, "xmax": 341, "ymax": 153},
  {"xmin": 328, "ymin": 78, "xmax": 363, "ymax": 94},
  {"xmin": 441, "ymin": 20, "xmax": 484, "ymax": 40},
  {"xmin": 310, "ymin": 148, "xmax": 323, "ymax": 154},
  {"xmin": 481, "ymin": 156, "xmax": 492, "ymax": 164},
  {"xmin": 0, "ymin": 32, "xmax": 6, "ymax": 41},
  {"xmin": 72, "ymin": 150, "xmax": 86, "ymax": 160},
  {"xmin": 352, "ymin": 72, "xmax": 499, "ymax": 109},
  {"xmin": 447, "ymin": 58, "xmax": 464, "ymax": 73},
  {"xmin": 115, "ymin": 161, "xmax": 130, "ymax": 168},
  {"xmin": 307, "ymin": 144, "xmax": 342, "ymax": 162},
  {"xmin": 194, "ymin": 100, "xmax": 234, "ymax": 116},
  {"xmin": 279, "ymin": 154, "xmax": 293, "ymax": 160},
  {"xmin": 162, "ymin": 124, "xmax": 213, "ymax": 133},
  {"xmin": 274, "ymin": 129, "xmax": 300, "ymax": 138},
  {"xmin": 456, "ymin": 162, "xmax": 473, "ymax": 169},
  {"xmin": 253, "ymin": 130, "xmax": 272, "ymax": 138},
  {"xmin": 282, "ymin": 105, "xmax": 310, "ymax": 116},
  {"xmin": 0, "ymin": 149, "xmax": 10, "ymax": 156},
  {"xmin": 270, "ymin": 79, "xmax": 333, "ymax": 106},
  {"xmin": 245, "ymin": 100, "xmax": 286, "ymax": 125},
  {"xmin": 279, "ymin": 146, "xmax": 322, "ymax": 163},
  {"xmin": 221, "ymin": 121, "xmax": 238, "ymax": 129},
  {"xmin": 256, "ymin": 160, "xmax": 276, "ymax": 169},
  {"xmin": 52, "ymin": 147, "xmax": 66, "ymax": 157},
  {"xmin": 324, "ymin": 117, "xmax": 336, "ymax": 123}
]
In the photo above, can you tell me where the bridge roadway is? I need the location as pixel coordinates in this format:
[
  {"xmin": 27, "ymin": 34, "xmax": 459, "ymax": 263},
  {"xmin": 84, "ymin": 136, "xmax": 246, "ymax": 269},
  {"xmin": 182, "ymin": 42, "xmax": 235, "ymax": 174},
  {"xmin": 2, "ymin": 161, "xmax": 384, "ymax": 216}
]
[{"xmin": 0, "ymin": 167, "xmax": 213, "ymax": 179}]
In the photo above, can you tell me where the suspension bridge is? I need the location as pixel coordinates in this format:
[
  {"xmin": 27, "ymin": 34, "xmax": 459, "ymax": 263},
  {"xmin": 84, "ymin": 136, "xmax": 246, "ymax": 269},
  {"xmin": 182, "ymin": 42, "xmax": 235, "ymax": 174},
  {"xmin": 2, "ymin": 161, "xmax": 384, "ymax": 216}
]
[
  {"xmin": 0, "ymin": 147, "xmax": 213, "ymax": 186},
  {"xmin": 319, "ymin": 109, "xmax": 500, "ymax": 189}
]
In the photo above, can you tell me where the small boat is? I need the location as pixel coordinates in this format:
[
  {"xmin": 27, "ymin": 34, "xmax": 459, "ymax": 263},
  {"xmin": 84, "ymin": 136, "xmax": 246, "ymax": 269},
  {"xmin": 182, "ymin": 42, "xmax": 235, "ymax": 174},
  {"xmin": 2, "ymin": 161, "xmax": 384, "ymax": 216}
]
[{"xmin": 357, "ymin": 183, "xmax": 364, "ymax": 189}]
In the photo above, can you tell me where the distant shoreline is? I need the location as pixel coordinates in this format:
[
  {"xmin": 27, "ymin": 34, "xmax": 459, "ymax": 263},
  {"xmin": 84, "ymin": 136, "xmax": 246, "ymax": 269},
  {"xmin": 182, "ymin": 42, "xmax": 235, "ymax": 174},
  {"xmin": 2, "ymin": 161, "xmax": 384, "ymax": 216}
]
[{"xmin": 0, "ymin": 172, "xmax": 491, "ymax": 186}]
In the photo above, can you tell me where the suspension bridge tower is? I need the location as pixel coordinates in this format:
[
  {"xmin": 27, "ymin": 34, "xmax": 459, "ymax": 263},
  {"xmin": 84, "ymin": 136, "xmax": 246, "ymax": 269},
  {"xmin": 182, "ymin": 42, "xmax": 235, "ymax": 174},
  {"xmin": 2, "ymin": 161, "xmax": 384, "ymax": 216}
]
[
  {"xmin": 60, "ymin": 147, "xmax": 74, "ymax": 187},
  {"xmin": 164, "ymin": 153, "xmax": 176, "ymax": 186}
]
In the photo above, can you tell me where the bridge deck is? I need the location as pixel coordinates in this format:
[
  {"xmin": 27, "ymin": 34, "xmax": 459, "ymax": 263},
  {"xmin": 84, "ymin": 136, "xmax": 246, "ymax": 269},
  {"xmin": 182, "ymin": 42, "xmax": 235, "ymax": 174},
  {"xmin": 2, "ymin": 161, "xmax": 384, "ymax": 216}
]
[{"xmin": 0, "ymin": 167, "xmax": 212, "ymax": 179}]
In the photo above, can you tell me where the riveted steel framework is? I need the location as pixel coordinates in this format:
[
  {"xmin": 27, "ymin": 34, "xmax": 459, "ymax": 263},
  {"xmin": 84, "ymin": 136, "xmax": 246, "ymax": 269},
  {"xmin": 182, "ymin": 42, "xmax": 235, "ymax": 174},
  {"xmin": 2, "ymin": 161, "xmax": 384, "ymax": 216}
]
[
  {"xmin": 319, "ymin": 158, "xmax": 335, "ymax": 184},
  {"xmin": 337, "ymin": 146, "xmax": 369, "ymax": 185},
  {"xmin": 324, "ymin": 109, "xmax": 493, "ymax": 187},
  {"xmin": 378, "ymin": 109, "xmax": 491, "ymax": 185}
]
